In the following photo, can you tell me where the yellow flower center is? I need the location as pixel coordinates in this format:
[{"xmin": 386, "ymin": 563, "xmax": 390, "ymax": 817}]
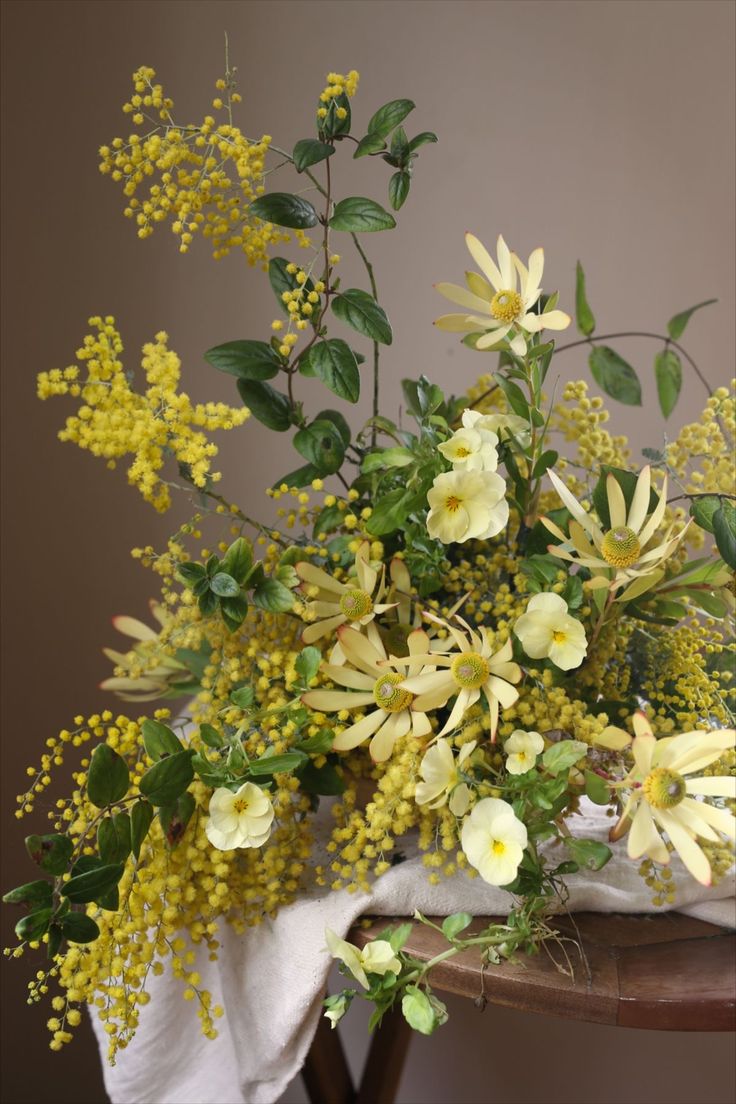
[
  {"xmin": 491, "ymin": 839, "xmax": 506, "ymax": 855},
  {"xmin": 490, "ymin": 289, "xmax": 523, "ymax": 323},
  {"xmin": 451, "ymin": 651, "xmax": 489, "ymax": 690},
  {"xmin": 339, "ymin": 588, "xmax": 373, "ymax": 620},
  {"xmin": 233, "ymin": 797, "xmax": 249, "ymax": 813},
  {"xmin": 454, "ymin": 446, "xmax": 471, "ymax": 458},
  {"xmin": 600, "ymin": 526, "xmax": 641, "ymax": 568},
  {"xmin": 373, "ymin": 672, "xmax": 413, "ymax": 713},
  {"xmin": 552, "ymin": 630, "xmax": 568, "ymax": 643},
  {"xmin": 642, "ymin": 767, "xmax": 686, "ymax": 809},
  {"xmin": 444, "ymin": 494, "xmax": 462, "ymax": 512}
]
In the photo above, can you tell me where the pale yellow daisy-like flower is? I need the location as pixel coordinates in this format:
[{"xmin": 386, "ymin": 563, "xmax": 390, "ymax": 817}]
[
  {"xmin": 542, "ymin": 466, "xmax": 690, "ymax": 599},
  {"xmin": 295, "ymin": 540, "xmax": 394, "ymax": 645},
  {"xmin": 392, "ymin": 614, "xmax": 522, "ymax": 741},
  {"xmin": 609, "ymin": 713, "xmax": 736, "ymax": 885},
  {"xmin": 434, "ymin": 232, "xmax": 571, "ymax": 356},
  {"xmin": 205, "ymin": 781, "xmax": 274, "ymax": 851},
  {"xmin": 513, "ymin": 592, "xmax": 588, "ymax": 671},
  {"xmin": 504, "ymin": 729, "xmax": 545, "ymax": 775},
  {"xmin": 461, "ymin": 797, "xmax": 528, "ymax": 886},
  {"xmin": 437, "ymin": 425, "xmax": 499, "ymax": 473},
  {"xmin": 427, "ymin": 469, "xmax": 508, "ymax": 545},
  {"xmin": 415, "ymin": 739, "xmax": 477, "ymax": 815},
  {"xmin": 325, "ymin": 928, "xmax": 401, "ymax": 990},
  {"xmin": 302, "ymin": 624, "xmax": 434, "ymax": 762}
]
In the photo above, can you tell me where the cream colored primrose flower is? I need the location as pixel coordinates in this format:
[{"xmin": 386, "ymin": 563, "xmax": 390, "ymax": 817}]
[
  {"xmin": 513, "ymin": 592, "xmax": 588, "ymax": 671},
  {"xmin": 504, "ymin": 729, "xmax": 545, "ymax": 775},
  {"xmin": 543, "ymin": 467, "xmax": 690, "ymax": 599},
  {"xmin": 296, "ymin": 540, "xmax": 395, "ymax": 645},
  {"xmin": 461, "ymin": 797, "xmax": 528, "ymax": 886},
  {"xmin": 609, "ymin": 713, "xmax": 736, "ymax": 885},
  {"xmin": 325, "ymin": 928, "xmax": 401, "ymax": 990},
  {"xmin": 437, "ymin": 425, "xmax": 499, "ymax": 473},
  {"xmin": 302, "ymin": 624, "xmax": 434, "ymax": 762},
  {"xmin": 462, "ymin": 407, "xmax": 531, "ymax": 449},
  {"xmin": 415, "ymin": 739, "xmax": 477, "ymax": 815},
  {"xmin": 427, "ymin": 469, "xmax": 508, "ymax": 545},
  {"xmin": 434, "ymin": 233, "xmax": 571, "ymax": 356},
  {"xmin": 393, "ymin": 614, "xmax": 522, "ymax": 741},
  {"xmin": 205, "ymin": 781, "xmax": 275, "ymax": 851}
]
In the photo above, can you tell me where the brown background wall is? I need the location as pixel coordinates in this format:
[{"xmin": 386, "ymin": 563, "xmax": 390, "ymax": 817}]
[{"xmin": 1, "ymin": 1, "xmax": 734, "ymax": 1102}]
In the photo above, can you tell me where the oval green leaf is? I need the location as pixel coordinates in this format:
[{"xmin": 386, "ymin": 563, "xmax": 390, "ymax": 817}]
[
  {"xmin": 87, "ymin": 743, "xmax": 130, "ymax": 809},
  {"xmin": 332, "ymin": 289, "xmax": 393, "ymax": 345},
  {"xmin": 654, "ymin": 349, "xmax": 682, "ymax": 418},
  {"xmin": 292, "ymin": 138, "xmax": 334, "ymax": 173},
  {"xmin": 329, "ymin": 197, "xmax": 396, "ymax": 233},
  {"xmin": 138, "ymin": 750, "xmax": 195, "ymax": 807},
  {"xmin": 589, "ymin": 346, "xmax": 642, "ymax": 405},
  {"xmin": 236, "ymin": 379, "xmax": 292, "ymax": 431},
  {"xmin": 575, "ymin": 261, "xmax": 596, "ymax": 337},
  {"xmin": 304, "ymin": 340, "xmax": 360, "ymax": 403},
  {"xmin": 248, "ymin": 192, "xmax": 319, "ymax": 229},
  {"xmin": 366, "ymin": 98, "xmax": 415, "ymax": 138},
  {"xmin": 204, "ymin": 340, "xmax": 281, "ymax": 381}
]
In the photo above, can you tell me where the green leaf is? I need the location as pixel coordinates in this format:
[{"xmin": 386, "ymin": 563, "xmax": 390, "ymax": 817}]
[
  {"xmin": 361, "ymin": 447, "xmax": 414, "ymax": 474},
  {"xmin": 574, "ymin": 261, "xmax": 596, "ymax": 337},
  {"xmin": 332, "ymin": 289, "xmax": 393, "ymax": 345},
  {"xmin": 25, "ymin": 833, "xmax": 73, "ymax": 876},
  {"xmin": 297, "ymin": 759, "xmax": 345, "ymax": 795},
  {"xmin": 408, "ymin": 131, "xmax": 438, "ymax": 153},
  {"xmin": 584, "ymin": 770, "xmax": 612, "ymax": 806},
  {"xmin": 292, "ymin": 138, "xmax": 334, "ymax": 172},
  {"xmin": 177, "ymin": 561, "xmax": 207, "ymax": 587},
  {"xmin": 329, "ymin": 197, "xmax": 396, "ymax": 233},
  {"xmin": 230, "ymin": 685, "xmax": 255, "ymax": 709},
  {"xmin": 320, "ymin": 93, "xmax": 351, "ymax": 139},
  {"xmin": 220, "ymin": 593, "xmax": 250, "ymax": 632},
  {"xmin": 15, "ymin": 908, "xmax": 53, "ymax": 942},
  {"xmin": 296, "ymin": 728, "xmax": 334, "ymax": 754},
  {"xmin": 253, "ymin": 577, "xmax": 295, "ymax": 614},
  {"xmin": 249, "ymin": 751, "xmax": 307, "ymax": 776},
  {"xmin": 142, "ymin": 718, "xmax": 183, "ymax": 761},
  {"xmin": 314, "ymin": 408, "xmax": 351, "ymax": 447},
  {"xmin": 366, "ymin": 98, "xmax": 415, "ymax": 138},
  {"xmin": 365, "ymin": 488, "xmax": 412, "ymax": 536},
  {"xmin": 386, "ymin": 922, "xmax": 413, "ymax": 951},
  {"xmin": 564, "ymin": 838, "xmax": 613, "ymax": 871},
  {"xmin": 61, "ymin": 913, "xmax": 101, "ymax": 944},
  {"xmin": 87, "ymin": 743, "xmax": 129, "ymax": 809},
  {"xmin": 532, "ymin": 450, "xmax": 559, "ymax": 480},
  {"xmin": 353, "ymin": 132, "xmax": 386, "ymax": 158},
  {"xmin": 304, "ymin": 340, "xmax": 360, "ymax": 403},
  {"xmin": 159, "ymin": 792, "xmax": 196, "ymax": 848},
  {"xmin": 389, "ymin": 126, "xmax": 409, "ymax": 160},
  {"xmin": 295, "ymin": 646, "xmax": 321, "ymax": 686},
  {"xmin": 204, "ymin": 340, "xmax": 281, "ymax": 381},
  {"xmin": 401, "ymin": 985, "xmax": 436, "ymax": 1035},
  {"xmin": 388, "ymin": 171, "xmax": 411, "ymax": 211},
  {"xmin": 542, "ymin": 739, "xmax": 588, "ymax": 775},
  {"xmin": 248, "ymin": 192, "xmax": 319, "ymax": 229},
  {"xmin": 138, "ymin": 750, "xmax": 194, "ymax": 807},
  {"xmin": 210, "ymin": 572, "xmax": 240, "ymax": 598},
  {"xmin": 713, "ymin": 502, "xmax": 736, "ymax": 569},
  {"xmin": 689, "ymin": 494, "xmax": 722, "ymax": 534},
  {"xmin": 654, "ymin": 349, "xmax": 682, "ymax": 418},
  {"xmin": 3, "ymin": 880, "xmax": 53, "ymax": 907},
  {"xmin": 493, "ymin": 373, "xmax": 530, "ymax": 420},
  {"xmin": 130, "ymin": 800, "xmax": 154, "ymax": 861},
  {"xmin": 199, "ymin": 723, "xmax": 225, "ymax": 749},
  {"xmin": 97, "ymin": 813, "xmax": 132, "ymax": 865},
  {"xmin": 220, "ymin": 538, "xmax": 253, "ymax": 585},
  {"xmin": 63, "ymin": 863, "xmax": 124, "ymax": 905},
  {"xmin": 589, "ymin": 346, "xmax": 642, "ymax": 405},
  {"xmin": 272, "ymin": 462, "xmax": 320, "ymax": 491},
  {"xmin": 293, "ymin": 419, "xmax": 346, "ymax": 475},
  {"xmin": 667, "ymin": 298, "xmax": 717, "ymax": 341},
  {"xmin": 237, "ymin": 378, "xmax": 292, "ymax": 431},
  {"xmin": 269, "ymin": 257, "xmax": 314, "ymax": 313},
  {"xmin": 441, "ymin": 912, "xmax": 472, "ymax": 940}
]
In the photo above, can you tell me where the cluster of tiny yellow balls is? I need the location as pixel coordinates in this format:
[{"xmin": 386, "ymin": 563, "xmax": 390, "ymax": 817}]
[
  {"xmin": 37, "ymin": 317, "xmax": 249, "ymax": 511},
  {"xmin": 270, "ymin": 261, "xmax": 337, "ymax": 357},
  {"xmin": 317, "ymin": 70, "xmax": 359, "ymax": 120}
]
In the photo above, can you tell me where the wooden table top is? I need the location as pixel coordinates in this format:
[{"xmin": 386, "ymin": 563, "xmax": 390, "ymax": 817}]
[{"xmin": 350, "ymin": 912, "xmax": 736, "ymax": 1032}]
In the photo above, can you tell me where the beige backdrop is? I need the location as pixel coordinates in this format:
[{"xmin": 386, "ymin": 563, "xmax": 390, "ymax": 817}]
[{"xmin": 1, "ymin": 1, "xmax": 734, "ymax": 1102}]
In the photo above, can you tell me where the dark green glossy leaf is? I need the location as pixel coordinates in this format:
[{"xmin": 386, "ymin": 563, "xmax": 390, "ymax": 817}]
[
  {"xmin": 296, "ymin": 728, "xmax": 334, "ymax": 754},
  {"xmin": 365, "ymin": 488, "xmax": 413, "ymax": 536},
  {"xmin": 130, "ymin": 800, "xmax": 154, "ymax": 861},
  {"xmin": 271, "ymin": 462, "xmax": 320, "ymax": 490},
  {"xmin": 297, "ymin": 759, "xmax": 345, "ymax": 795},
  {"xmin": 220, "ymin": 538, "xmax": 253, "ymax": 585},
  {"xmin": 249, "ymin": 192, "xmax": 319, "ymax": 229},
  {"xmin": 15, "ymin": 907, "xmax": 52, "ymax": 942},
  {"xmin": 589, "ymin": 346, "xmax": 641, "ymax": 405},
  {"xmin": 292, "ymin": 138, "xmax": 334, "ymax": 172},
  {"xmin": 268, "ymin": 257, "xmax": 315, "ymax": 314},
  {"xmin": 353, "ymin": 132, "xmax": 386, "ymax": 158},
  {"xmin": 293, "ymin": 419, "xmax": 346, "ymax": 475},
  {"xmin": 3, "ymin": 880, "xmax": 53, "ymax": 907},
  {"xmin": 210, "ymin": 572, "xmax": 240, "ymax": 598},
  {"xmin": 198, "ymin": 587, "xmax": 219, "ymax": 617},
  {"xmin": 314, "ymin": 408, "xmax": 351, "ymax": 447},
  {"xmin": 388, "ymin": 171, "xmax": 410, "ymax": 211},
  {"xmin": 713, "ymin": 502, "xmax": 736, "ymax": 569},
  {"xmin": 303, "ymin": 339, "xmax": 360, "ymax": 403},
  {"xmin": 63, "ymin": 863, "xmax": 124, "ymax": 905},
  {"xmin": 329, "ymin": 197, "xmax": 396, "ymax": 233},
  {"xmin": 252, "ymin": 578, "xmax": 295, "ymax": 614},
  {"xmin": 220, "ymin": 593, "xmax": 249, "ymax": 632},
  {"xmin": 654, "ymin": 349, "xmax": 682, "ymax": 418},
  {"xmin": 25, "ymin": 833, "xmax": 73, "ymax": 876},
  {"xmin": 199, "ymin": 723, "xmax": 225, "ymax": 749},
  {"xmin": 689, "ymin": 494, "xmax": 722, "ymax": 534},
  {"xmin": 667, "ymin": 298, "xmax": 717, "ymax": 341},
  {"xmin": 574, "ymin": 261, "xmax": 596, "ymax": 337},
  {"xmin": 248, "ymin": 751, "xmax": 308, "ymax": 776},
  {"xmin": 178, "ymin": 561, "xmax": 207, "ymax": 587},
  {"xmin": 407, "ymin": 131, "xmax": 438, "ymax": 153},
  {"xmin": 204, "ymin": 340, "xmax": 281, "ymax": 381},
  {"xmin": 138, "ymin": 750, "xmax": 194, "ymax": 807},
  {"xmin": 87, "ymin": 743, "xmax": 129, "ymax": 809},
  {"xmin": 332, "ymin": 290, "xmax": 393, "ymax": 345},
  {"xmin": 142, "ymin": 718, "xmax": 183, "ymax": 761},
  {"xmin": 366, "ymin": 98, "xmax": 415, "ymax": 138},
  {"xmin": 97, "ymin": 813, "xmax": 132, "ymax": 865},
  {"xmin": 236, "ymin": 379, "xmax": 292, "ymax": 431},
  {"xmin": 532, "ymin": 449, "xmax": 559, "ymax": 479},
  {"xmin": 61, "ymin": 913, "xmax": 100, "ymax": 944},
  {"xmin": 159, "ymin": 792, "xmax": 196, "ymax": 849}
]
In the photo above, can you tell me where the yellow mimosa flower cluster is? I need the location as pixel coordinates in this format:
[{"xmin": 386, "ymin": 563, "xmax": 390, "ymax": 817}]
[
  {"xmin": 317, "ymin": 70, "xmax": 359, "ymax": 120},
  {"xmin": 37, "ymin": 318, "xmax": 249, "ymax": 511}
]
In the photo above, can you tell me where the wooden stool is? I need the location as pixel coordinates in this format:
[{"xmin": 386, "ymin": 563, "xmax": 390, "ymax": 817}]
[{"xmin": 301, "ymin": 911, "xmax": 736, "ymax": 1104}]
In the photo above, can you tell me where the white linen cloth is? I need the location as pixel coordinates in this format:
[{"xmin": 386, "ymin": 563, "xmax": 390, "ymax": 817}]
[{"xmin": 92, "ymin": 800, "xmax": 735, "ymax": 1104}]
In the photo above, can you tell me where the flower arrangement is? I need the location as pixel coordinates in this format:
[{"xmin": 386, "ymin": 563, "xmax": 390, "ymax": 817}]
[{"xmin": 4, "ymin": 56, "xmax": 735, "ymax": 1059}]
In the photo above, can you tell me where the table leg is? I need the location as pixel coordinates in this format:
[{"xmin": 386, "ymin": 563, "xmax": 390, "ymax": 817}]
[
  {"xmin": 355, "ymin": 1005, "xmax": 413, "ymax": 1104},
  {"xmin": 302, "ymin": 1010, "xmax": 354, "ymax": 1104}
]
